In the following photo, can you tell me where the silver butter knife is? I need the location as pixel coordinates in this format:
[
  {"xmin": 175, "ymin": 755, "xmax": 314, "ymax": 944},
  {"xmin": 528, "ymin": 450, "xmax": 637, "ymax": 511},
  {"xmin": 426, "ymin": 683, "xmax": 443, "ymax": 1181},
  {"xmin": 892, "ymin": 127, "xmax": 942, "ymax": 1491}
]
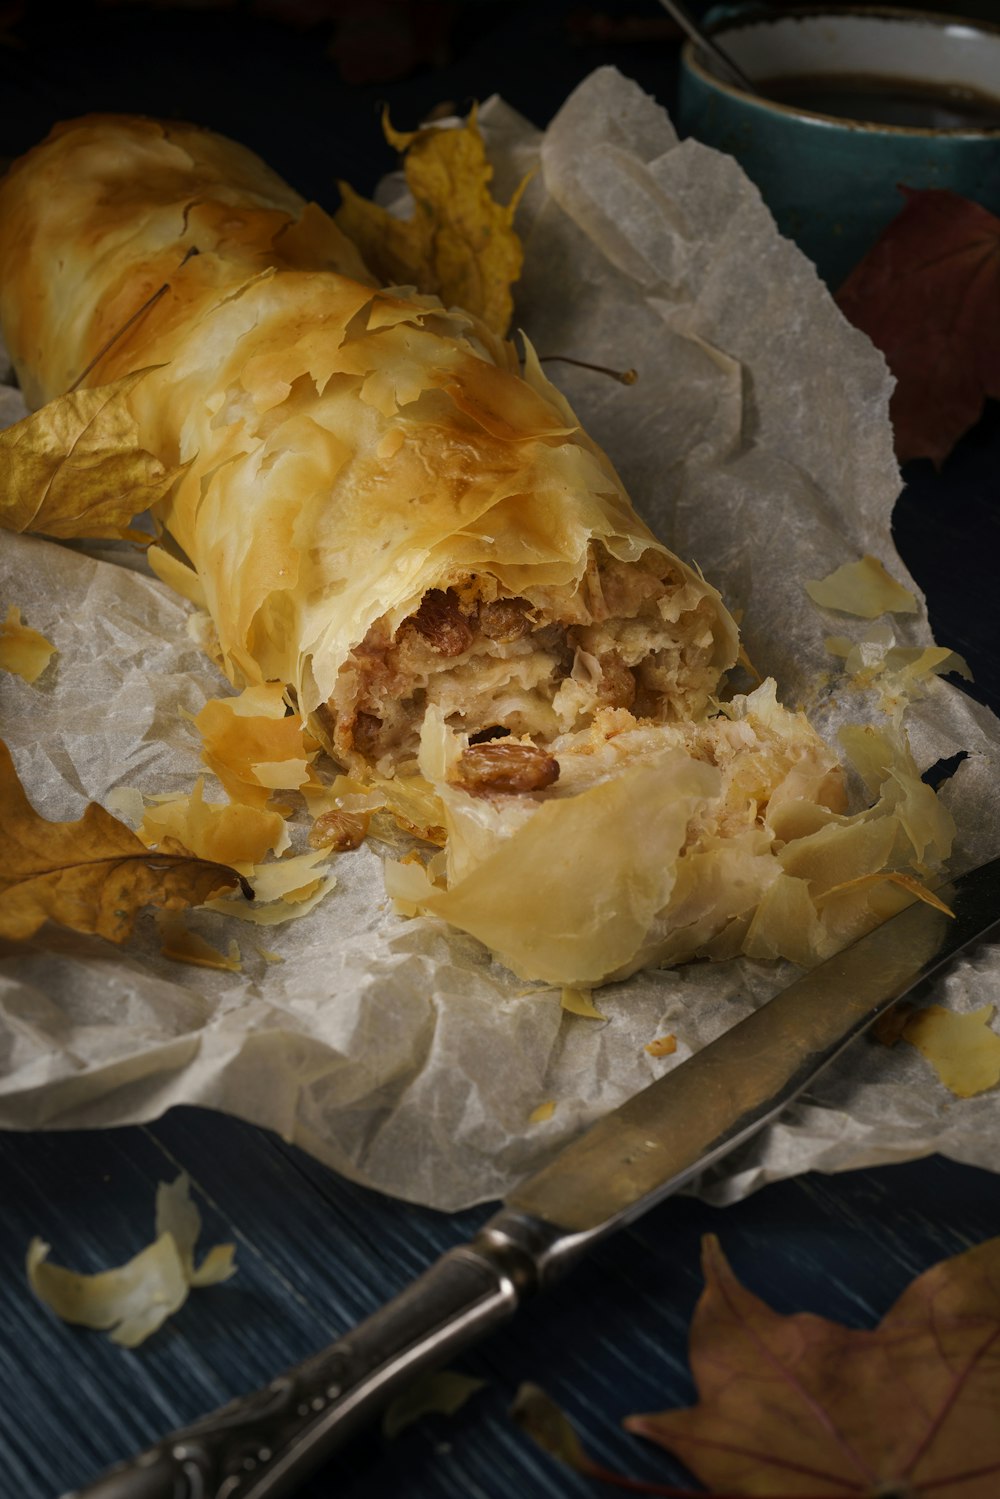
[{"xmin": 67, "ymin": 855, "xmax": 1000, "ymax": 1499}]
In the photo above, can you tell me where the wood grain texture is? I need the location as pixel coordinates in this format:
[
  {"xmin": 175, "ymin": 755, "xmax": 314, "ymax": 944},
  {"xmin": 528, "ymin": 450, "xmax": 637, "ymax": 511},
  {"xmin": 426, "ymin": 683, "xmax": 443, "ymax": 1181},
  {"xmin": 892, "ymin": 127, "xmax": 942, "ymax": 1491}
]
[{"xmin": 3, "ymin": 1112, "xmax": 1000, "ymax": 1498}]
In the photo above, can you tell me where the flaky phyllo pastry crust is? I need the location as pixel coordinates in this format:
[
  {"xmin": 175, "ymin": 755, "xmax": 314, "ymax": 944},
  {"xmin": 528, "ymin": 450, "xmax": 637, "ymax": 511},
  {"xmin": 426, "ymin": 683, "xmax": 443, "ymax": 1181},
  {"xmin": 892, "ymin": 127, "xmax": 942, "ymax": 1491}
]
[{"xmin": 0, "ymin": 116, "xmax": 953, "ymax": 984}]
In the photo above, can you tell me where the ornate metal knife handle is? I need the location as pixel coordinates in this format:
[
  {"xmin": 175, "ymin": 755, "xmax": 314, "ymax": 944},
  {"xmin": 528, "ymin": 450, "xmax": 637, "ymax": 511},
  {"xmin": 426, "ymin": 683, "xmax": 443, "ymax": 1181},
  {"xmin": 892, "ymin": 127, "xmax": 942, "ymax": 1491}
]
[
  {"xmin": 62, "ymin": 856, "xmax": 1000, "ymax": 1497},
  {"xmin": 63, "ymin": 1216, "xmax": 568, "ymax": 1499}
]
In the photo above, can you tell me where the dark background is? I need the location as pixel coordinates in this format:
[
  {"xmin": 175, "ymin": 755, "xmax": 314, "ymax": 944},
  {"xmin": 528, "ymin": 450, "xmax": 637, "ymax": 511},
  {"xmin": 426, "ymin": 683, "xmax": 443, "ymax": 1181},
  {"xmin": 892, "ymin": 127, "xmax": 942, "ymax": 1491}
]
[
  {"xmin": 2, "ymin": 0, "xmax": 999, "ymax": 201},
  {"xmin": 0, "ymin": 0, "xmax": 699, "ymax": 195}
]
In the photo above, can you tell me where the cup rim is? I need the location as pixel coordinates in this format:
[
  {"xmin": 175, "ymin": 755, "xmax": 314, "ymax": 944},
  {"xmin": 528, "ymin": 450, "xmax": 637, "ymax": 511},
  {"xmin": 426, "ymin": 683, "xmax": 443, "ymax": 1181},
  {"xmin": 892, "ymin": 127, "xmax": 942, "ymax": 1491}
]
[{"xmin": 682, "ymin": 4, "xmax": 1000, "ymax": 138}]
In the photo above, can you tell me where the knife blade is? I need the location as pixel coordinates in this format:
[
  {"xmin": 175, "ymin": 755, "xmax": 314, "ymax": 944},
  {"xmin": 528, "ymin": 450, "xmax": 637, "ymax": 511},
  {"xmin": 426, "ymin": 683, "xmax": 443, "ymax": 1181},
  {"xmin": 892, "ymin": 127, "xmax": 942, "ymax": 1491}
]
[{"xmin": 68, "ymin": 855, "xmax": 1000, "ymax": 1499}]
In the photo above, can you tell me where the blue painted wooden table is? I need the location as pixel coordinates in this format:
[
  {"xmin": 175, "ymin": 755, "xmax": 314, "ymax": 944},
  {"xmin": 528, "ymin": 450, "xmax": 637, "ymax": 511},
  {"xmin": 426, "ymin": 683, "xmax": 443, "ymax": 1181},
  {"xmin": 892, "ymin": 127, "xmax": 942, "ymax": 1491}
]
[
  {"xmin": 2, "ymin": 5, "xmax": 1000, "ymax": 1496},
  {"xmin": 4, "ymin": 1117, "xmax": 1000, "ymax": 1499}
]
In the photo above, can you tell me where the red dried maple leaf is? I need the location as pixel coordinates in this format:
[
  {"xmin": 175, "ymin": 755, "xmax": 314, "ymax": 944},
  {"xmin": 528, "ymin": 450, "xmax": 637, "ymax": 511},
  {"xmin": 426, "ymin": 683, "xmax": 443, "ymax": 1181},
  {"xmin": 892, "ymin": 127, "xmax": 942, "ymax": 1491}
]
[
  {"xmin": 625, "ymin": 1233, "xmax": 1000, "ymax": 1497},
  {"xmin": 836, "ymin": 188, "xmax": 1000, "ymax": 468}
]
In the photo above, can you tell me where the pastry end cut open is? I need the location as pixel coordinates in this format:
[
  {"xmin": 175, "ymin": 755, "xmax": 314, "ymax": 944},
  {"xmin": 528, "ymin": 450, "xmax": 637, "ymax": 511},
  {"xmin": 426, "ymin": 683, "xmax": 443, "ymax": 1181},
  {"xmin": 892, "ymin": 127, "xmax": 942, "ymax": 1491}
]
[{"xmin": 0, "ymin": 113, "xmax": 955, "ymax": 987}]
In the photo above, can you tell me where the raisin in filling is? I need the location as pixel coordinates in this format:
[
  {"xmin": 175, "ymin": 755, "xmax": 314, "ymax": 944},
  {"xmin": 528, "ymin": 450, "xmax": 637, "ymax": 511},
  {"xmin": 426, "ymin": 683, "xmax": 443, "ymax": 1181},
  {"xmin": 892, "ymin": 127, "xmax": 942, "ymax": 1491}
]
[{"xmin": 325, "ymin": 546, "xmax": 722, "ymax": 777}]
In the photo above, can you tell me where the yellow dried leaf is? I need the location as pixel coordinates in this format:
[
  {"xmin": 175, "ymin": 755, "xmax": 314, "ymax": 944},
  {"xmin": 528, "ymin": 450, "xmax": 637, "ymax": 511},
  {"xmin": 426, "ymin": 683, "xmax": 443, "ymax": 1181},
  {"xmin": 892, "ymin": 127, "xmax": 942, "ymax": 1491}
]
[
  {"xmin": 0, "ymin": 370, "xmax": 181, "ymax": 541},
  {"xmin": 902, "ymin": 1004, "xmax": 1000, "ymax": 1098},
  {"xmin": 0, "ymin": 738, "xmax": 245, "ymax": 943},
  {"xmin": 645, "ymin": 1033, "xmax": 678, "ymax": 1058},
  {"xmin": 137, "ymin": 777, "xmax": 289, "ymax": 874},
  {"xmin": 804, "ymin": 556, "xmax": 918, "ymax": 618},
  {"xmin": 336, "ymin": 108, "xmax": 526, "ymax": 335},
  {"xmin": 0, "ymin": 605, "xmax": 57, "ymax": 683},
  {"xmin": 560, "ymin": 986, "xmax": 608, "ymax": 1021}
]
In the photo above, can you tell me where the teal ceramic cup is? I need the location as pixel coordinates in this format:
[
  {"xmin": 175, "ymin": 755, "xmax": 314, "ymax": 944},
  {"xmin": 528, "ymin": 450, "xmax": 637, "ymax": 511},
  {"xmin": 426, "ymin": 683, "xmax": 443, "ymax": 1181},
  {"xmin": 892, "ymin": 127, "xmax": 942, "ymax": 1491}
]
[{"xmin": 677, "ymin": 6, "xmax": 1000, "ymax": 287}]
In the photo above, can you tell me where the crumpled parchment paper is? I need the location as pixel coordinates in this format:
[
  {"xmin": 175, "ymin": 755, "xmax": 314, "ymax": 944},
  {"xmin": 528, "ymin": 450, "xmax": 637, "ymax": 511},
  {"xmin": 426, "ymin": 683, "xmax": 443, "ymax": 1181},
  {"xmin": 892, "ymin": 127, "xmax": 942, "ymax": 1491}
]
[{"xmin": 2, "ymin": 67, "xmax": 1000, "ymax": 1211}]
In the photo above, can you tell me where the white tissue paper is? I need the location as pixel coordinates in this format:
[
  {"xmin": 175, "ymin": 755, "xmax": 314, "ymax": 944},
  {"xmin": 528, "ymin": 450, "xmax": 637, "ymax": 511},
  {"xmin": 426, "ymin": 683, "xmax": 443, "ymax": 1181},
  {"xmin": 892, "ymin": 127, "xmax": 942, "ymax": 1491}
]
[{"xmin": 2, "ymin": 68, "xmax": 999, "ymax": 1210}]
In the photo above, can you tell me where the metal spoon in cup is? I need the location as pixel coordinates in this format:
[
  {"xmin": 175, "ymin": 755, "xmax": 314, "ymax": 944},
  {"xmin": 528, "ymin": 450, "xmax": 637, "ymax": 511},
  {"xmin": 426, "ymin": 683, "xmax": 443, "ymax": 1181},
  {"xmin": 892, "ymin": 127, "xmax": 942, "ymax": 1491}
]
[{"xmin": 657, "ymin": 0, "xmax": 757, "ymax": 94}]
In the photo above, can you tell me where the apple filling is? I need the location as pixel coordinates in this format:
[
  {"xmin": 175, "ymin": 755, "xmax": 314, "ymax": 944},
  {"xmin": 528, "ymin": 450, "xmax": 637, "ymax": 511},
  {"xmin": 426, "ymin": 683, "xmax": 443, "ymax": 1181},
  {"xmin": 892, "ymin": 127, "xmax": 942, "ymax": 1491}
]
[{"xmin": 323, "ymin": 544, "xmax": 725, "ymax": 777}]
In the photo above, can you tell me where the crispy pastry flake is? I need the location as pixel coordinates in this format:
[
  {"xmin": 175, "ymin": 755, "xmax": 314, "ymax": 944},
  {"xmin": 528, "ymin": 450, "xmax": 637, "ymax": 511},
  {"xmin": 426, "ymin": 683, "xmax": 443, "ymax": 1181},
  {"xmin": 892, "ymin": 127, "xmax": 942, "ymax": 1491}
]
[
  {"xmin": 805, "ymin": 555, "xmax": 919, "ymax": 618},
  {"xmin": 27, "ymin": 1175, "xmax": 235, "ymax": 1348},
  {"xmin": 0, "ymin": 605, "xmax": 56, "ymax": 683},
  {"xmin": 902, "ymin": 1004, "xmax": 1000, "ymax": 1099}
]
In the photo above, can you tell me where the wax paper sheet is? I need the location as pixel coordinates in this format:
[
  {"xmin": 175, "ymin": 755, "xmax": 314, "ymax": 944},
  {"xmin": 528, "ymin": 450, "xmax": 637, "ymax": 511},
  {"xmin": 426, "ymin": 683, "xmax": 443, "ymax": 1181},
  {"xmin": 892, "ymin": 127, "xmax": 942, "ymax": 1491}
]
[{"xmin": 2, "ymin": 68, "xmax": 1000, "ymax": 1211}]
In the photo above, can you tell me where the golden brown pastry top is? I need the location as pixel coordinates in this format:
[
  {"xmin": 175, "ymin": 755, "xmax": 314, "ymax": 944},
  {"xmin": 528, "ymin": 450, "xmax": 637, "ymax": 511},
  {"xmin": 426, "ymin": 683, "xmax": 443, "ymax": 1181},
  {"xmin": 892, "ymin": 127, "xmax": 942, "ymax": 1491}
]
[
  {"xmin": 0, "ymin": 113, "xmax": 373, "ymax": 406},
  {"xmin": 0, "ymin": 114, "xmax": 738, "ymax": 725},
  {"xmin": 0, "ymin": 114, "xmax": 948, "ymax": 987}
]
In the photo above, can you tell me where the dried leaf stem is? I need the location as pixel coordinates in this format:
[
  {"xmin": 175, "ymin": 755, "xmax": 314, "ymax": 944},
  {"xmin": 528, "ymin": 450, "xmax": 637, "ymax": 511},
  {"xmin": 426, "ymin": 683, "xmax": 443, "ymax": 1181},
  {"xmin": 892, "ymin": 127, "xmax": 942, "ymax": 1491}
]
[
  {"xmin": 67, "ymin": 246, "xmax": 200, "ymax": 393},
  {"xmin": 67, "ymin": 284, "xmax": 169, "ymax": 393},
  {"xmin": 539, "ymin": 354, "xmax": 638, "ymax": 385}
]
